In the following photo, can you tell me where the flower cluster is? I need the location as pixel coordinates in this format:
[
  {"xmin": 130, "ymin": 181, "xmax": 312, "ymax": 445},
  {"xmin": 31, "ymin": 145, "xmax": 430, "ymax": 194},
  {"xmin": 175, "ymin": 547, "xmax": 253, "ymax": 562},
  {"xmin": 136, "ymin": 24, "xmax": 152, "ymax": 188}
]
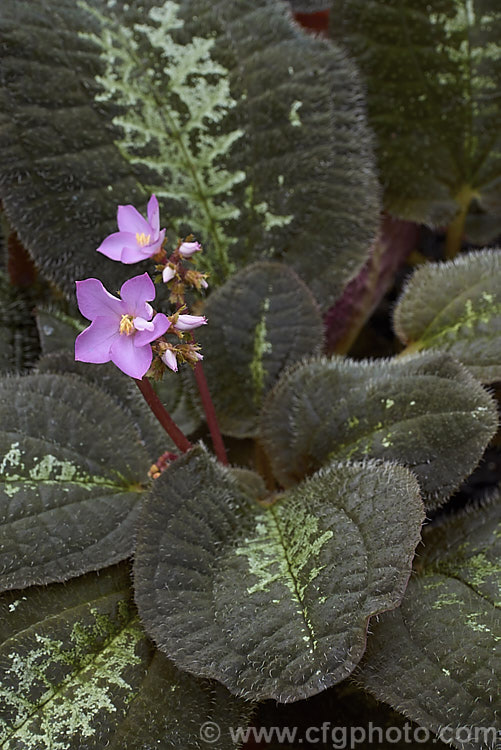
[{"xmin": 75, "ymin": 196, "xmax": 207, "ymax": 379}]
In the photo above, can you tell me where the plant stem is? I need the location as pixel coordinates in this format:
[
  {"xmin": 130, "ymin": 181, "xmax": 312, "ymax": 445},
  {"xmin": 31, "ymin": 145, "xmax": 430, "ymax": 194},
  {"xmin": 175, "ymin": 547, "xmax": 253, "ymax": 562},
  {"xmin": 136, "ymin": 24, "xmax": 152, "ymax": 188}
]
[
  {"xmin": 193, "ymin": 360, "xmax": 228, "ymax": 465},
  {"xmin": 324, "ymin": 215, "xmax": 419, "ymax": 356},
  {"xmin": 135, "ymin": 377, "xmax": 192, "ymax": 454},
  {"xmin": 445, "ymin": 185, "xmax": 475, "ymax": 260}
]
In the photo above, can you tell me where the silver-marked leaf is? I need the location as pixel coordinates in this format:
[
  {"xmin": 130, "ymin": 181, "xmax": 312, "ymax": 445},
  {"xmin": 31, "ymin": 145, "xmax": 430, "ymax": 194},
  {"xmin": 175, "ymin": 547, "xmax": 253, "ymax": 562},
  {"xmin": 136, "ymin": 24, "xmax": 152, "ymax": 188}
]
[
  {"xmin": 0, "ymin": 0, "xmax": 379, "ymax": 306},
  {"xmin": 0, "ymin": 564, "xmax": 252, "ymax": 749},
  {"xmin": 196, "ymin": 262, "xmax": 324, "ymax": 438},
  {"xmin": 259, "ymin": 352, "xmax": 498, "ymax": 508},
  {"xmin": 0, "ymin": 373, "xmax": 151, "ymax": 592},
  {"xmin": 330, "ymin": 1, "xmax": 501, "ymax": 234},
  {"xmin": 394, "ymin": 250, "xmax": 501, "ymax": 383},
  {"xmin": 134, "ymin": 446, "xmax": 423, "ymax": 702},
  {"xmin": 357, "ymin": 498, "xmax": 501, "ymax": 750}
]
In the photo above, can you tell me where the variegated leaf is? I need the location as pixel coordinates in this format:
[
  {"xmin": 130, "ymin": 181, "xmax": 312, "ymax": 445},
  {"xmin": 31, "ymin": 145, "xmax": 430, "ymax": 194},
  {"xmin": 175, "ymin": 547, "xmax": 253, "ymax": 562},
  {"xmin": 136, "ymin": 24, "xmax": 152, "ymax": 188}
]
[
  {"xmin": 134, "ymin": 446, "xmax": 423, "ymax": 702},
  {"xmin": 0, "ymin": 0, "xmax": 379, "ymax": 306}
]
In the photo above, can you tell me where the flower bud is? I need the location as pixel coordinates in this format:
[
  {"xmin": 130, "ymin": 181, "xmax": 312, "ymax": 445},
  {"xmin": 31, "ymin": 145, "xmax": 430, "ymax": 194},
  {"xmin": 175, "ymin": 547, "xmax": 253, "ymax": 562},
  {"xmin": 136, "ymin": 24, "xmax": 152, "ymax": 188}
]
[
  {"xmin": 162, "ymin": 265, "xmax": 176, "ymax": 283},
  {"xmin": 174, "ymin": 314, "xmax": 207, "ymax": 331},
  {"xmin": 162, "ymin": 348, "xmax": 179, "ymax": 372},
  {"xmin": 178, "ymin": 241, "xmax": 202, "ymax": 257}
]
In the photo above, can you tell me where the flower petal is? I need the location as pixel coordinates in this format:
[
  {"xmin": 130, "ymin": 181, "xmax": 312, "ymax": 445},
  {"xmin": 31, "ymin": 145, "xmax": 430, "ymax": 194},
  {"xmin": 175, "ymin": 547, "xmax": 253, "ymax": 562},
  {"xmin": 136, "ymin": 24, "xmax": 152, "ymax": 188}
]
[
  {"xmin": 142, "ymin": 229, "xmax": 165, "ymax": 256},
  {"xmin": 175, "ymin": 314, "xmax": 207, "ymax": 331},
  {"xmin": 96, "ymin": 231, "xmax": 135, "ymax": 262},
  {"xmin": 110, "ymin": 334, "xmax": 152, "ymax": 379},
  {"xmin": 134, "ymin": 313, "xmax": 170, "ymax": 347},
  {"xmin": 120, "ymin": 273, "xmax": 155, "ymax": 317},
  {"xmin": 133, "ymin": 317, "xmax": 155, "ymax": 332},
  {"xmin": 119, "ymin": 245, "xmax": 150, "ymax": 264},
  {"xmin": 147, "ymin": 195, "xmax": 160, "ymax": 234},
  {"xmin": 117, "ymin": 204, "xmax": 151, "ymax": 235},
  {"xmin": 75, "ymin": 316, "xmax": 118, "ymax": 363},
  {"xmin": 75, "ymin": 278, "xmax": 124, "ymax": 321}
]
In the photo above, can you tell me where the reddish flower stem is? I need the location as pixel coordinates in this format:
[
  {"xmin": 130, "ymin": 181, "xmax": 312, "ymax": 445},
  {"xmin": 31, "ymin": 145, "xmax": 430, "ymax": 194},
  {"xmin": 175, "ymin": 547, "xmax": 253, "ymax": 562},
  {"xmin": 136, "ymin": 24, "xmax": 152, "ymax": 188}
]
[
  {"xmin": 135, "ymin": 377, "xmax": 192, "ymax": 454},
  {"xmin": 193, "ymin": 360, "xmax": 228, "ymax": 465}
]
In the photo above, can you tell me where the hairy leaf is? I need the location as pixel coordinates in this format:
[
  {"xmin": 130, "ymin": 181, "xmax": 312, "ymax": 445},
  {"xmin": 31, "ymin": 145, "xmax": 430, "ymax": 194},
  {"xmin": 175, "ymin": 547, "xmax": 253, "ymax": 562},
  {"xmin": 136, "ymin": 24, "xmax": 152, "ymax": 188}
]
[
  {"xmin": 357, "ymin": 498, "xmax": 501, "ymax": 750},
  {"xmin": 289, "ymin": 0, "xmax": 331, "ymax": 11},
  {"xmin": 36, "ymin": 352, "xmax": 173, "ymax": 459},
  {"xmin": 36, "ymin": 307, "xmax": 85, "ymax": 355},
  {"xmin": 259, "ymin": 352, "xmax": 498, "ymax": 507},
  {"xmin": 0, "ymin": 373, "xmax": 152, "ymax": 591},
  {"xmin": 0, "ymin": 0, "xmax": 379, "ymax": 305},
  {"xmin": 0, "ymin": 271, "xmax": 40, "ymax": 373},
  {"xmin": 134, "ymin": 446, "xmax": 423, "ymax": 702},
  {"xmin": 196, "ymin": 262, "xmax": 324, "ymax": 437},
  {"xmin": 330, "ymin": 0, "xmax": 501, "ymax": 233},
  {"xmin": 0, "ymin": 564, "xmax": 251, "ymax": 749},
  {"xmin": 394, "ymin": 250, "xmax": 501, "ymax": 383}
]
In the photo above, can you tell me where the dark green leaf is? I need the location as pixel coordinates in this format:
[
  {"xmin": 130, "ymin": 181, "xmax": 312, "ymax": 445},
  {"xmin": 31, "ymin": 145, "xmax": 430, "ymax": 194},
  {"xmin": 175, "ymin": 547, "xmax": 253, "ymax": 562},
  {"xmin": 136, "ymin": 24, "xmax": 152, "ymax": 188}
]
[
  {"xmin": 36, "ymin": 308, "xmax": 85, "ymax": 355},
  {"xmin": 152, "ymin": 371, "xmax": 203, "ymax": 439},
  {"xmin": 259, "ymin": 352, "xmax": 498, "ymax": 508},
  {"xmin": 0, "ymin": 564, "xmax": 252, "ymax": 749},
  {"xmin": 288, "ymin": 1, "xmax": 331, "ymax": 11},
  {"xmin": 394, "ymin": 249, "xmax": 501, "ymax": 383},
  {"xmin": 330, "ymin": 1, "xmax": 501, "ymax": 233},
  {"xmin": 357, "ymin": 498, "xmax": 501, "ymax": 750},
  {"xmin": 0, "ymin": 0, "xmax": 379, "ymax": 306},
  {"xmin": 36, "ymin": 352, "xmax": 172, "ymax": 458},
  {"xmin": 0, "ymin": 271, "xmax": 40, "ymax": 373},
  {"xmin": 134, "ymin": 446, "xmax": 423, "ymax": 702},
  {"xmin": 196, "ymin": 262, "xmax": 324, "ymax": 437},
  {"xmin": 0, "ymin": 373, "xmax": 151, "ymax": 591}
]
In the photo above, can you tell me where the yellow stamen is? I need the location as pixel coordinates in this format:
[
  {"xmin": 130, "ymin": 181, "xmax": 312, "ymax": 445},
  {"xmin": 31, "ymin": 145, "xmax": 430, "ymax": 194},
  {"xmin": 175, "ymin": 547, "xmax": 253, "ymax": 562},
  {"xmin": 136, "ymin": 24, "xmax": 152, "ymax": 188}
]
[
  {"xmin": 136, "ymin": 232, "xmax": 151, "ymax": 247},
  {"xmin": 119, "ymin": 314, "xmax": 135, "ymax": 336}
]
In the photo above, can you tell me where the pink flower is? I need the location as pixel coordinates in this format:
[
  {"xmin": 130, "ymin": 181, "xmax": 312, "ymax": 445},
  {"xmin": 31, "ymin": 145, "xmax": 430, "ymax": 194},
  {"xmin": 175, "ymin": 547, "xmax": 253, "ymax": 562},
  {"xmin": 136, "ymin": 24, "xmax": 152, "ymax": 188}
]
[
  {"xmin": 97, "ymin": 195, "xmax": 166, "ymax": 263},
  {"xmin": 174, "ymin": 314, "xmax": 207, "ymax": 331},
  {"xmin": 178, "ymin": 241, "xmax": 201, "ymax": 257},
  {"xmin": 75, "ymin": 273, "xmax": 170, "ymax": 379}
]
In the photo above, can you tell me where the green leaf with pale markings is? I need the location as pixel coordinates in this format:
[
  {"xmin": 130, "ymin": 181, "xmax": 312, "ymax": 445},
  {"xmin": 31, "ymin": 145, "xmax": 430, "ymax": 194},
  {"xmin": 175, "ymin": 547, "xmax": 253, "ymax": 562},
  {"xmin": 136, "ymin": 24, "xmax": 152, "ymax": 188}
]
[
  {"xmin": 394, "ymin": 250, "xmax": 501, "ymax": 383},
  {"xmin": 0, "ymin": 564, "xmax": 252, "ymax": 749},
  {"xmin": 0, "ymin": 0, "xmax": 379, "ymax": 306},
  {"xmin": 259, "ymin": 352, "xmax": 498, "ymax": 508},
  {"xmin": 0, "ymin": 373, "xmax": 152, "ymax": 592},
  {"xmin": 195, "ymin": 262, "xmax": 324, "ymax": 438},
  {"xmin": 330, "ymin": 0, "xmax": 501, "ymax": 235},
  {"xmin": 134, "ymin": 446, "xmax": 424, "ymax": 702},
  {"xmin": 357, "ymin": 498, "xmax": 501, "ymax": 750}
]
